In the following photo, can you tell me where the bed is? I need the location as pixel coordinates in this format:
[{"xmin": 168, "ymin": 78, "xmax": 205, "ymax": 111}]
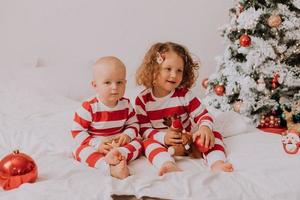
[{"xmin": 1, "ymin": 65, "xmax": 300, "ymax": 200}]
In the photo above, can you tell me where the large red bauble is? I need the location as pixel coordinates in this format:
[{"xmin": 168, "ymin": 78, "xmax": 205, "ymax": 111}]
[
  {"xmin": 201, "ymin": 78, "xmax": 209, "ymax": 89},
  {"xmin": 214, "ymin": 85, "xmax": 225, "ymax": 96},
  {"xmin": 239, "ymin": 34, "xmax": 251, "ymax": 47},
  {"xmin": 194, "ymin": 137, "xmax": 209, "ymax": 153},
  {"xmin": 0, "ymin": 150, "xmax": 38, "ymax": 190}
]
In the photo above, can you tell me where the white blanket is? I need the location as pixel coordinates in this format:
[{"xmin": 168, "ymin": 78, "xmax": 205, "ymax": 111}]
[{"xmin": 0, "ymin": 82, "xmax": 300, "ymax": 200}]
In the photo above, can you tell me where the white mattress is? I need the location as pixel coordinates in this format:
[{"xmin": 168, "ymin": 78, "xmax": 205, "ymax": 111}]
[{"xmin": 0, "ymin": 82, "xmax": 300, "ymax": 200}]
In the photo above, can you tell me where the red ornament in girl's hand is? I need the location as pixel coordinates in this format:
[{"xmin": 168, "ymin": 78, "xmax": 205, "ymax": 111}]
[
  {"xmin": 194, "ymin": 137, "xmax": 209, "ymax": 153},
  {"xmin": 172, "ymin": 119, "xmax": 183, "ymax": 130},
  {"xmin": 239, "ymin": 34, "xmax": 251, "ymax": 47},
  {"xmin": 0, "ymin": 150, "xmax": 38, "ymax": 190}
]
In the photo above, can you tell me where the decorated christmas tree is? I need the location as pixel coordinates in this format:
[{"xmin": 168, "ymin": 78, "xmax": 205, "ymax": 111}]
[{"xmin": 204, "ymin": 0, "xmax": 300, "ymax": 129}]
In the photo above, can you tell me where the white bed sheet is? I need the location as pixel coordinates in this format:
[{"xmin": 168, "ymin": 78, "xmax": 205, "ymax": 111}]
[{"xmin": 0, "ymin": 84, "xmax": 300, "ymax": 200}]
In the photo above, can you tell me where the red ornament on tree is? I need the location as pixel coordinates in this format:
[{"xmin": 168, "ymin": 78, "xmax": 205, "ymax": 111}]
[
  {"xmin": 238, "ymin": 3, "xmax": 244, "ymax": 13},
  {"xmin": 272, "ymin": 73, "xmax": 280, "ymax": 89},
  {"xmin": 239, "ymin": 34, "xmax": 251, "ymax": 47},
  {"xmin": 201, "ymin": 78, "xmax": 209, "ymax": 89},
  {"xmin": 0, "ymin": 150, "xmax": 38, "ymax": 190},
  {"xmin": 214, "ymin": 85, "xmax": 225, "ymax": 96}
]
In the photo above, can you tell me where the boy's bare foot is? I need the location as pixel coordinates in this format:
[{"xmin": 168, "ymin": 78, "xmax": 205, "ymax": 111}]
[
  {"xmin": 105, "ymin": 148, "xmax": 123, "ymax": 165},
  {"xmin": 158, "ymin": 161, "xmax": 182, "ymax": 176},
  {"xmin": 211, "ymin": 160, "xmax": 234, "ymax": 172},
  {"xmin": 110, "ymin": 159, "xmax": 130, "ymax": 179}
]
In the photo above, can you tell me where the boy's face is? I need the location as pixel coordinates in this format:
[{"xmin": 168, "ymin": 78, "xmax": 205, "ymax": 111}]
[
  {"xmin": 92, "ymin": 62, "xmax": 126, "ymax": 107},
  {"xmin": 153, "ymin": 51, "xmax": 184, "ymax": 97}
]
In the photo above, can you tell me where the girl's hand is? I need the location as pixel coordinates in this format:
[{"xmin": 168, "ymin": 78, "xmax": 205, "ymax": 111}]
[
  {"xmin": 98, "ymin": 142, "xmax": 113, "ymax": 154},
  {"xmin": 193, "ymin": 126, "xmax": 215, "ymax": 149},
  {"xmin": 114, "ymin": 133, "xmax": 131, "ymax": 146},
  {"xmin": 164, "ymin": 129, "xmax": 183, "ymax": 146}
]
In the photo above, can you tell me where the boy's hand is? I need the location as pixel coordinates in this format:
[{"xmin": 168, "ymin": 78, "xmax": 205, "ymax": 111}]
[
  {"xmin": 98, "ymin": 142, "xmax": 113, "ymax": 154},
  {"xmin": 115, "ymin": 133, "xmax": 131, "ymax": 146},
  {"xmin": 193, "ymin": 126, "xmax": 215, "ymax": 149},
  {"xmin": 164, "ymin": 129, "xmax": 183, "ymax": 146}
]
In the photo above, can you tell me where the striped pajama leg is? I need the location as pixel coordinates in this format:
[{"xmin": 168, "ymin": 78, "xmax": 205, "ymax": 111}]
[
  {"xmin": 203, "ymin": 131, "xmax": 227, "ymax": 167},
  {"xmin": 74, "ymin": 139, "xmax": 143, "ymax": 175},
  {"xmin": 142, "ymin": 138, "xmax": 174, "ymax": 169},
  {"xmin": 117, "ymin": 138, "xmax": 143, "ymax": 162},
  {"xmin": 74, "ymin": 144, "xmax": 110, "ymax": 175}
]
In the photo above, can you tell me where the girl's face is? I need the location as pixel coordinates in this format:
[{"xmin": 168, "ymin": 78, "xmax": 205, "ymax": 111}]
[{"xmin": 153, "ymin": 51, "xmax": 184, "ymax": 97}]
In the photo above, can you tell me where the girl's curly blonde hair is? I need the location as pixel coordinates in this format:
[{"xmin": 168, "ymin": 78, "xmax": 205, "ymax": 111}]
[{"xmin": 136, "ymin": 42, "xmax": 199, "ymax": 89}]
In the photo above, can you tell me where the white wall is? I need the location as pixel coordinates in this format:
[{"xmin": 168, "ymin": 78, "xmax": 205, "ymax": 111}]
[{"xmin": 0, "ymin": 0, "xmax": 234, "ymax": 96}]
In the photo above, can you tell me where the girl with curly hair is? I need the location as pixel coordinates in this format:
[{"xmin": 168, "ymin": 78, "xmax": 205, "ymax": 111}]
[{"xmin": 135, "ymin": 42, "xmax": 233, "ymax": 175}]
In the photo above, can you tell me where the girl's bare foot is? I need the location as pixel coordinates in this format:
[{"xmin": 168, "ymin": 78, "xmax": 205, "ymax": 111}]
[
  {"xmin": 110, "ymin": 159, "xmax": 130, "ymax": 179},
  {"xmin": 211, "ymin": 160, "xmax": 234, "ymax": 172},
  {"xmin": 105, "ymin": 149, "xmax": 123, "ymax": 165},
  {"xmin": 158, "ymin": 161, "xmax": 182, "ymax": 176}
]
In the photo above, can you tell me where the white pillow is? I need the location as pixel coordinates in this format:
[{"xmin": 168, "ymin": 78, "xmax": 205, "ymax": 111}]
[
  {"xmin": 213, "ymin": 111, "xmax": 257, "ymax": 137},
  {"xmin": 5, "ymin": 63, "xmax": 94, "ymax": 102}
]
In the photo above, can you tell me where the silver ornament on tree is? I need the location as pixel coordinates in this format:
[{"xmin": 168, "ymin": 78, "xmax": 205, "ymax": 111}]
[
  {"xmin": 293, "ymin": 43, "xmax": 300, "ymax": 54},
  {"xmin": 233, "ymin": 100, "xmax": 243, "ymax": 113},
  {"xmin": 256, "ymin": 75, "xmax": 266, "ymax": 92}
]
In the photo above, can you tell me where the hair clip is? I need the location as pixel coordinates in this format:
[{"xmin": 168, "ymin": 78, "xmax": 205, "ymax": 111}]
[{"xmin": 156, "ymin": 52, "xmax": 164, "ymax": 64}]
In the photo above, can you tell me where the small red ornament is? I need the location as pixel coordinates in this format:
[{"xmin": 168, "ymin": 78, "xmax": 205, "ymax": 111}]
[
  {"xmin": 201, "ymin": 78, "xmax": 209, "ymax": 89},
  {"xmin": 272, "ymin": 73, "xmax": 280, "ymax": 89},
  {"xmin": 214, "ymin": 85, "xmax": 225, "ymax": 96},
  {"xmin": 0, "ymin": 150, "xmax": 38, "ymax": 190},
  {"xmin": 235, "ymin": 3, "xmax": 244, "ymax": 17},
  {"xmin": 238, "ymin": 4, "xmax": 244, "ymax": 13},
  {"xmin": 239, "ymin": 34, "xmax": 251, "ymax": 47},
  {"xmin": 194, "ymin": 137, "xmax": 209, "ymax": 153}
]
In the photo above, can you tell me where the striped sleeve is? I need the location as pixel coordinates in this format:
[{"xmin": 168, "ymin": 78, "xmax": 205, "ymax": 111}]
[
  {"xmin": 135, "ymin": 95, "xmax": 166, "ymax": 145},
  {"xmin": 71, "ymin": 101, "xmax": 101, "ymax": 152},
  {"xmin": 123, "ymin": 100, "xmax": 139, "ymax": 140},
  {"xmin": 184, "ymin": 90, "xmax": 214, "ymax": 131}
]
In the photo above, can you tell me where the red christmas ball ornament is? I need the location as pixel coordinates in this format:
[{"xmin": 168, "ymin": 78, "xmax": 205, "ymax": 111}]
[
  {"xmin": 0, "ymin": 150, "xmax": 38, "ymax": 190},
  {"xmin": 272, "ymin": 73, "xmax": 280, "ymax": 89},
  {"xmin": 201, "ymin": 78, "xmax": 209, "ymax": 89},
  {"xmin": 214, "ymin": 85, "xmax": 225, "ymax": 96},
  {"xmin": 239, "ymin": 34, "xmax": 251, "ymax": 47},
  {"xmin": 194, "ymin": 137, "xmax": 209, "ymax": 153}
]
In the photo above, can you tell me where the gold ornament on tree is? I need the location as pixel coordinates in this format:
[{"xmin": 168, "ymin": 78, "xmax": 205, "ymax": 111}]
[
  {"xmin": 293, "ymin": 43, "xmax": 300, "ymax": 54},
  {"xmin": 267, "ymin": 14, "xmax": 282, "ymax": 28},
  {"xmin": 233, "ymin": 100, "xmax": 243, "ymax": 113},
  {"xmin": 201, "ymin": 78, "xmax": 209, "ymax": 89}
]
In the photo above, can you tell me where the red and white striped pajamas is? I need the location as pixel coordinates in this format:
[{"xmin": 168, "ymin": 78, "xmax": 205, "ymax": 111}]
[
  {"xmin": 71, "ymin": 96, "xmax": 143, "ymax": 175},
  {"xmin": 135, "ymin": 87, "xmax": 226, "ymax": 169}
]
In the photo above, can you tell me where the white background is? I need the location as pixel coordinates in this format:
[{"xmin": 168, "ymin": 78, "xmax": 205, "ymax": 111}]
[{"xmin": 0, "ymin": 0, "xmax": 234, "ymax": 97}]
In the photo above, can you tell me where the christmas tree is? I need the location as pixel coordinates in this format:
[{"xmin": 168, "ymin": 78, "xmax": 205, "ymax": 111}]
[{"xmin": 204, "ymin": 0, "xmax": 300, "ymax": 128}]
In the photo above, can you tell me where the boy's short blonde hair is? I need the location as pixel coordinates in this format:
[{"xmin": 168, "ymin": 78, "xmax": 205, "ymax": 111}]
[{"xmin": 136, "ymin": 42, "xmax": 199, "ymax": 89}]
